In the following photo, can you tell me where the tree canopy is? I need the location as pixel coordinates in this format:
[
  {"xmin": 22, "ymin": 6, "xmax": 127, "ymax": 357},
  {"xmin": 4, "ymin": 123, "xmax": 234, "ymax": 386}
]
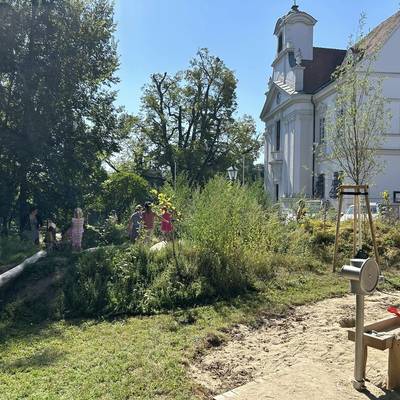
[
  {"xmin": 130, "ymin": 49, "xmax": 260, "ymax": 185},
  {"xmin": 0, "ymin": 0, "xmax": 128, "ymax": 231}
]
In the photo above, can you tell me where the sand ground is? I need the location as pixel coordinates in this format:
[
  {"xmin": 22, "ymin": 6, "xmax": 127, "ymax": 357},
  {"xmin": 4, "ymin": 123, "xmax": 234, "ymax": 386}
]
[{"xmin": 191, "ymin": 290, "xmax": 400, "ymax": 400}]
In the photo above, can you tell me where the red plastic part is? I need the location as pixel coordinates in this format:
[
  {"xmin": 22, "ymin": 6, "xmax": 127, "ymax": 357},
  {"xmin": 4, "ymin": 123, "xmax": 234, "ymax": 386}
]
[{"xmin": 387, "ymin": 306, "xmax": 400, "ymax": 318}]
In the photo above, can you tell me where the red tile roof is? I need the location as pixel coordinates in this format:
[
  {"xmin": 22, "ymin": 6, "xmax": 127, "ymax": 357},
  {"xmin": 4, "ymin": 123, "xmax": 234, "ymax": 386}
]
[
  {"xmin": 302, "ymin": 11, "xmax": 400, "ymax": 94},
  {"xmin": 357, "ymin": 10, "xmax": 400, "ymax": 54}
]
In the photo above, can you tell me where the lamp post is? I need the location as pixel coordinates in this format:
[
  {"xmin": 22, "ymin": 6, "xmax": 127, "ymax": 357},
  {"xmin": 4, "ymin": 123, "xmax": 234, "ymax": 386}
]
[{"xmin": 227, "ymin": 166, "xmax": 238, "ymax": 181}]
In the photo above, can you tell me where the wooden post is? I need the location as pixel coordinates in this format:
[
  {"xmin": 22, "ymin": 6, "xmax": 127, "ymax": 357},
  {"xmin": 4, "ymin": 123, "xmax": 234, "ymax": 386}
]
[
  {"xmin": 365, "ymin": 187, "xmax": 380, "ymax": 265},
  {"xmin": 353, "ymin": 194, "xmax": 358, "ymax": 257},
  {"xmin": 388, "ymin": 341, "xmax": 400, "ymax": 390},
  {"xmin": 333, "ymin": 186, "xmax": 343, "ymax": 272},
  {"xmin": 333, "ymin": 184, "xmax": 380, "ymax": 272}
]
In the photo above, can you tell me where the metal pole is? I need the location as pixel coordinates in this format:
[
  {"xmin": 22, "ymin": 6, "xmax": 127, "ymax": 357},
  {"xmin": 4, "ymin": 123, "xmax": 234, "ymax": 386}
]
[{"xmin": 354, "ymin": 293, "xmax": 366, "ymax": 390}]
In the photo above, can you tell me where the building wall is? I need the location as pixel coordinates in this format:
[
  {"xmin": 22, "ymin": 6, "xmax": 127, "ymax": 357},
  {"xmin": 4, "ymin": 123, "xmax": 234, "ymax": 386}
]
[
  {"xmin": 285, "ymin": 21, "xmax": 314, "ymax": 60},
  {"xmin": 263, "ymin": 99, "xmax": 314, "ymax": 199},
  {"xmin": 263, "ymin": 13, "xmax": 400, "ymax": 205}
]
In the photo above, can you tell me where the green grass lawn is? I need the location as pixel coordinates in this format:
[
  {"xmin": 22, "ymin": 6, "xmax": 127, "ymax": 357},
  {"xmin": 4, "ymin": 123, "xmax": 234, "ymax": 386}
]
[{"xmin": 0, "ymin": 270, "xmax": 351, "ymax": 400}]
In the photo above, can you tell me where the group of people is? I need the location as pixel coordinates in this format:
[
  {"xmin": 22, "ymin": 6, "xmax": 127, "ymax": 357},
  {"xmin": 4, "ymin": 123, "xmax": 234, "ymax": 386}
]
[
  {"xmin": 21, "ymin": 201, "xmax": 174, "ymax": 252},
  {"xmin": 21, "ymin": 206, "xmax": 85, "ymax": 251},
  {"xmin": 128, "ymin": 202, "xmax": 173, "ymax": 244}
]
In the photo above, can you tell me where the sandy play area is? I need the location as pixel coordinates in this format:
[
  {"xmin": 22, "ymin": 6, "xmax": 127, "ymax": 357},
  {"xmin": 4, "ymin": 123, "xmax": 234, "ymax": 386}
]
[{"xmin": 191, "ymin": 290, "xmax": 400, "ymax": 400}]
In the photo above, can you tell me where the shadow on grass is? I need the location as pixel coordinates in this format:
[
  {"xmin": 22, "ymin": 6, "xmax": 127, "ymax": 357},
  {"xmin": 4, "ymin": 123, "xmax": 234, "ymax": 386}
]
[{"xmin": 0, "ymin": 347, "xmax": 64, "ymax": 372}]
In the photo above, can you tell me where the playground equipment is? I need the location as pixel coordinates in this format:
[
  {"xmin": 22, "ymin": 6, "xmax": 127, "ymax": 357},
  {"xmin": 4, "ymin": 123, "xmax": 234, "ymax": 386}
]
[
  {"xmin": 341, "ymin": 258, "xmax": 380, "ymax": 390},
  {"xmin": 347, "ymin": 314, "xmax": 400, "ymax": 391},
  {"xmin": 335, "ymin": 185, "xmax": 398, "ymax": 390}
]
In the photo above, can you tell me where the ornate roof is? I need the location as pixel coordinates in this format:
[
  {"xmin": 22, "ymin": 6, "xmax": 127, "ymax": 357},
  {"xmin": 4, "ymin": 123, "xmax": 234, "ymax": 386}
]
[{"xmin": 273, "ymin": 5, "xmax": 317, "ymax": 35}]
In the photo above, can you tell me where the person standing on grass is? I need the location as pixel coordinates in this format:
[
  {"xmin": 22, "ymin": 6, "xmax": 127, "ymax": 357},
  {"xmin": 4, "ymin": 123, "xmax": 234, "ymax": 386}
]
[
  {"xmin": 71, "ymin": 207, "xmax": 84, "ymax": 251},
  {"xmin": 128, "ymin": 205, "xmax": 143, "ymax": 243},
  {"xmin": 142, "ymin": 202, "xmax": 156, "ymax": 244},
  {"xmin": 22, "ymin": 206, "xmax": 42, "ymax": 245},
  {"xmin": 160, "ymin": 206, "xmax": 173, "ymax": 241}
]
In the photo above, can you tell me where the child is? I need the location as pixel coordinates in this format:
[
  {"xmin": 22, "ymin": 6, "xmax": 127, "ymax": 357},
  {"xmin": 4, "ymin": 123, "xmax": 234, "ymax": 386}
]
[
  {"xmin": 128, "ymin": 205, "xmax": 143, "ymax": 242},
  {"xmin": 160, "ymin": 206, "xmax": 173, "ymax": 241},
  {"xmin": 44, "ymin": 221, "xmax": 57, "ymax": 252},
  {"xmin": 142, "ymin": 202, "xmax": 156, "ymax": 244},
  {"xmin": 71, "ymin": 207, "xmax": 84, "ymax": 251}
]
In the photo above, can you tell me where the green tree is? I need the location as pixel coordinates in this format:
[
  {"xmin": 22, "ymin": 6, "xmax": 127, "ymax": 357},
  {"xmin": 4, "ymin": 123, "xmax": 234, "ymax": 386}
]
[
  {"xmin": 0, "ymin": 0, "xmax": 127, "ymax": 231},
  {"xmin": 97, "ymin": 171, "xmax": 149, "ymax": 220},
  {"xmin": 133, "ymin": 49, "xmax": 260, "ymax": 185},
  {"xmin": 324, "ymin": 16, "xmax": 391, "ymax": 185}
]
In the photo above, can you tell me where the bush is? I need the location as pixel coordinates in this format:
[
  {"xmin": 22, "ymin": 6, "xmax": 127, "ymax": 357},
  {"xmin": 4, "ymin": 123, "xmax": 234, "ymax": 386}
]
[
  {"xmin": 47, "ymin": 177, "xmax": 400, "ymax": 318},
  {"xmin": 81, "ymin": 225, "xmax": 102, "ymax": 249},
  {"xmin": 94, "ymin": 171, "xmax": 149, "ymax": 220},
  {"xmin": 183, "ymin": 177, "xmax": 283, "ymax": 294},
  {"xmin": 64, "ymin": 243, "xmax": 216, "ymax": 316},
  {"xmin": 82, "ymin": 219, "xmax": 128, "ymax": 249}
]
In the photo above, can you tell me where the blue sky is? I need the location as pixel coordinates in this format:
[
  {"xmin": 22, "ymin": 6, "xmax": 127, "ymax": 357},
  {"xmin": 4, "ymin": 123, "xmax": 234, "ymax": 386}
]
[{"xmin": 114, "ymin": 0, "xmax": 399, "ymax": 133}]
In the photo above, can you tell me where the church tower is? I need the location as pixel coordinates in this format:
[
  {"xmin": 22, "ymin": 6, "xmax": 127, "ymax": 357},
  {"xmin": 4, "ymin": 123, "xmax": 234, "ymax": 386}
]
[{"xmin": 271, "ymin": 4, "xmax": 317, "ymax": 91}]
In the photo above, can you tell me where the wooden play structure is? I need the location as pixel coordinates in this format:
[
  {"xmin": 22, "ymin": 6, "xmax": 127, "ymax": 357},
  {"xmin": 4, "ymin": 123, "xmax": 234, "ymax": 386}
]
[
  {"xmin": 348, "ymin": 316, "xmax": 400, "ymax": 390},
  {"xmin": 333, "ymin": 184, "xmax": 380, "ymax": 272}
]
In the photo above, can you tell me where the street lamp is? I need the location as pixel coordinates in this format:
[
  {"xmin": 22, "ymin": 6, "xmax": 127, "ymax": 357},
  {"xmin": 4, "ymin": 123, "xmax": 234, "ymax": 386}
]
[{"xmin": 227, "ymin": 166, "xmax": 238, "ymax": 181}]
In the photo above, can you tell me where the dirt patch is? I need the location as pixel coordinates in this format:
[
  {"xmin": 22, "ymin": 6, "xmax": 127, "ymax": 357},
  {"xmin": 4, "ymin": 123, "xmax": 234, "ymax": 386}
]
[{"xmin": 190, "ymin": 290, "xmax": 400, "ymax": 399}]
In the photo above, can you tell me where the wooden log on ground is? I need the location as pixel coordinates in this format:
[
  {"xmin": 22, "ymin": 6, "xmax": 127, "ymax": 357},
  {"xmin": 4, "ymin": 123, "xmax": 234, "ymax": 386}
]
[{"xmin": 0, "ymin": 250, "xmax": 47, "ymax": 289}]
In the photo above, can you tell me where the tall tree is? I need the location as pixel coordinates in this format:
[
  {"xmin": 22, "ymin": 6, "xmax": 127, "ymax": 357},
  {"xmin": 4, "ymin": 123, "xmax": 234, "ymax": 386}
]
[
  {"xmin": 133, "ymin": 49, "xmax": 260, "ymax": 185},
  {"xmin": 0, "ymin": 0, "xmax": 127, "ymax": 231},
  {"xmin": 324, "ymin": 16, "xmax": 391, "ymax": 185}
]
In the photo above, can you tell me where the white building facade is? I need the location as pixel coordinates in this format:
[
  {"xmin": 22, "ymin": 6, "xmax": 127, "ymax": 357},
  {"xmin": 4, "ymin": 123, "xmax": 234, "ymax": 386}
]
[{"xmin": 261, "ymin": 5, "xmax": 400, "ymax": 205}]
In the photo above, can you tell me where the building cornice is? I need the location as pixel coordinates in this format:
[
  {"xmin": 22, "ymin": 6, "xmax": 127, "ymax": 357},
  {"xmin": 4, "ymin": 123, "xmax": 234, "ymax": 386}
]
[
  {"xmin": 271, "ymin": 47, "xmax": 294, "ymax": 68},
  {"xmin": 262, "ymin": 93, "xmax": 313, "ymax": 122}
]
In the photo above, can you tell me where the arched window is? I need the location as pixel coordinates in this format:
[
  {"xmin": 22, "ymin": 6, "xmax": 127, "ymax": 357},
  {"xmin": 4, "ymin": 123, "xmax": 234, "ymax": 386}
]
[
  {"xmin": 315, "ymin": 174, "xmax": 325, "ymax": 199},
  {"xmin": 278, "ymin": 33, "xmax": 283, "ymax": 53}
]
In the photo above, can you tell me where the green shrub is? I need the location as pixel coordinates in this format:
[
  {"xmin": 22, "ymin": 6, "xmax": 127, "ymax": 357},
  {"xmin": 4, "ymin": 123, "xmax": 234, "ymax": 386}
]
[
  {"xmin": 92, "ymin": 171, "xmax": 149, "ymax": 220},
  {"xmin": 99, "ymin": 218, "xmax": 127, "ymax": 246},
  {"xmin": 183, "ymin": 177, "xmax": 291, "ymax": 291},
  {"xmin": 81, "ymin": 225, "xmax": 102, "ymax": 249}
]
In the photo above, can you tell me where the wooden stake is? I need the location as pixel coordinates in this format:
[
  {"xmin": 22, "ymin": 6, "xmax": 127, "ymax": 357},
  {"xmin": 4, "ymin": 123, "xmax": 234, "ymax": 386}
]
[
  {"xmin": 353, "ymin": 194, "xmax": 358, "ymax": 257},
  {"xmin": 333, "ymin": 184, "xmax": 380, "ymax": 271},
  {"xmin": 333, "ymin": 187, "xmax": 343, "ymax": 272},
  {"xmin": 365, "ymin": 188, "xmax": 380, "ymax": 265}
]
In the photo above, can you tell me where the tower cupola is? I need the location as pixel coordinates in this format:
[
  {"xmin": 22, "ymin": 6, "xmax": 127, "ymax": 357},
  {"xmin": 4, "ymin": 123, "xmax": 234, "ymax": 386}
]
[{"xmin": 273, "ymin": 5, "xmax": 317, "ymax": 61}]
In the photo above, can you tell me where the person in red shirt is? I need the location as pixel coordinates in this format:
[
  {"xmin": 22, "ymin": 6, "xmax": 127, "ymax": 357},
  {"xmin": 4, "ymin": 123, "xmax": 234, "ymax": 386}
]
[
  {"xmin": 142, "ymin": 202, "xmax": 156, "ymax": 244},
  {"xmin": 160, "ymin": 206, "xmax": 173, "ymax": 241}
]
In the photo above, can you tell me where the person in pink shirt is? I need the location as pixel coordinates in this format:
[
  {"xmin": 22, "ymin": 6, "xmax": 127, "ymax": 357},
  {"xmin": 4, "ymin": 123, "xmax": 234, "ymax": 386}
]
[
  {"xmin": 142, "ymin": 202, "xmax": 156, "ymax": 244},
  {"xmin": 71, "ymin": 207, "xmax": 84, "ymax": 251},
  {"xmin": 160, "ymin": 206, "xmax": 173, "ymax": 241}
]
